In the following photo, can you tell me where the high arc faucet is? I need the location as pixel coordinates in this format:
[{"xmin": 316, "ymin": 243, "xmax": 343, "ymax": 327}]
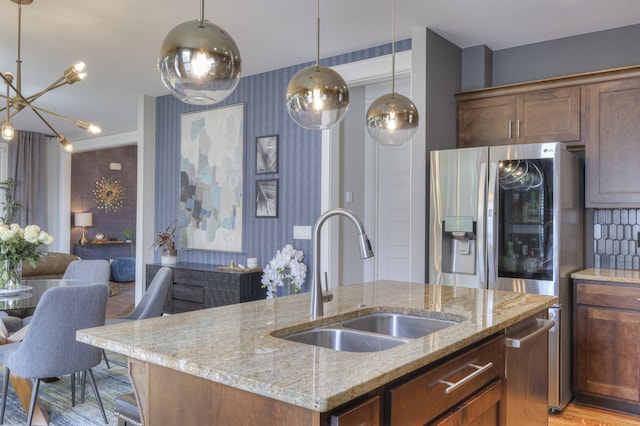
[{"xmin": 310, "ymin": 208, "xmax": 374, "ymax": 319}]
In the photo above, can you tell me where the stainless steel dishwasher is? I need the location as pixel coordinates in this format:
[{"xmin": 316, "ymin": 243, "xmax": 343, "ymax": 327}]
[{"xmin": 505, "ymin": 312, "xmax": 554, "ymax": 425}]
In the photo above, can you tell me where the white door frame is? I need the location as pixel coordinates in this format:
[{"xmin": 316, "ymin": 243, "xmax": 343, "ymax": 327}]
[{"xmin": 321, "ymin": 50, "xmax": 425, "ymax": 287}]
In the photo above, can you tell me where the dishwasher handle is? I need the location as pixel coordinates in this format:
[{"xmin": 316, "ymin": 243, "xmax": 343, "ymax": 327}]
[
  {"xmin": 438, "ymin": 362, "xmax": 494, "ymax": 395},
  {"xmin": 506, "ymin": 318, "xmax": 554, "ymax": 349}
]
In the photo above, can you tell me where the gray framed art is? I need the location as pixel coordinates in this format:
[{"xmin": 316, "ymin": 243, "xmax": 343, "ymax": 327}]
[
  {"xmin": 256, "ymin": 134, "xmax": 278, "ymax": 174},
  {"xmin": 256, "ymin": 179, "xmax": 278, "ymax": 218},
  {"xmin": 179, "ymin": 103, "xmax": 244, "ymax": 252}
]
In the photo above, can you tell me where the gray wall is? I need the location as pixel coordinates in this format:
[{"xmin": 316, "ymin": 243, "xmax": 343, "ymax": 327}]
[
  {"xmin": 424, "ymin": 29, "xmax": 462, "ymax": 279},
  {"xmin": 339, "ymin": 86, "xmax": 366, "ymax": 285}
]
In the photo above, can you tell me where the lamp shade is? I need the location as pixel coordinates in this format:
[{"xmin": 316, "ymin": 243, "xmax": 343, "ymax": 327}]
[
  {"xmin": 158, "ymin": 19, "xmax": 242, "ymax": 105},
  {"xmin": 74, "ymin": 213, "xmax": 92, "ymax": 227},
  {"xmin": 285, "ymin": 65, "xmax": 349, "ymax": 130},
  {"xmin": 366, "ymin": 92, "xmax": 419, "ymax": 146}
]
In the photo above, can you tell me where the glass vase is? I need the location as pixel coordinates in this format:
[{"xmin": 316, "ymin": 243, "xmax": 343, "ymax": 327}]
[{"xmin": 0, "ymin": 260, "xmax": 22, "ymax": 289}]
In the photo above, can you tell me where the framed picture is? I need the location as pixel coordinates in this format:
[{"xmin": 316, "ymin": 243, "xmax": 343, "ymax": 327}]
[
  {"xmin": 179, "ymin": 103, "xmax": 244, "ymax": 252},
  {"xmin": 256, "ymin": 179, "xmax": 278, "ymax": 218},
  {"xmin": 256, "ymin": 134, "xmax": 278, "ymax": 174}
]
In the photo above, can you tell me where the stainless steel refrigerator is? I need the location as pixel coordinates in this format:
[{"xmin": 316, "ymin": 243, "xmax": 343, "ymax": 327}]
[{"xmin": 429, "ymin": 142, "xmax": 583, "ymax": 413}]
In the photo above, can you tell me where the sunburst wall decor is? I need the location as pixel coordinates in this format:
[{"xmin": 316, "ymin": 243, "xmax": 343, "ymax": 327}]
[{"xmin": 93, "ymin": 177, "xmax": 126, "ymax": 212}]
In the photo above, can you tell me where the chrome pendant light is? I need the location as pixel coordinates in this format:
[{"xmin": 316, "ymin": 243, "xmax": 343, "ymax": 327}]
[
  {"xmin": 0, "ymin": 0, "xmax": 101, "ymax": 151},
  {"xmin": 285, "ymin": 0, "xmax": 349, "ymax": 130},
  {"xmin": 158, "ymin": 0, "xmax": 241, "ymax": 105},
  {"xmin": 366, "ymin": 0, "xmax": 419, "ymax": 146}
]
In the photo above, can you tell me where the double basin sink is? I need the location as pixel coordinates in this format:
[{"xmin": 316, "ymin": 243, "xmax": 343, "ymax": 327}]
[{"xmin": 276, "ymin": 311, "xmax": 458, "ymax": 353}]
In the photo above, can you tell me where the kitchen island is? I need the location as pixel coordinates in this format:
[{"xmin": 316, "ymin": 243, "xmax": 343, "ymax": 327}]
[{"xmin": 77, "ymin": 280, "xmax": 556, "ymax": 424}]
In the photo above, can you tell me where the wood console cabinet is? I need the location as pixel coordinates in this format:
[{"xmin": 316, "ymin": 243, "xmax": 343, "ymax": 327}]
[
  {"xmin": 574, "ymin": 280, "xmax": 640, "ymax": 415},
  {"xmin": 146, "ymin": 263, "xmax": 266, "ymax": 314},
  {"xmin": 457, "ymin": 86, "xmax": 581, "ymax": 148}
]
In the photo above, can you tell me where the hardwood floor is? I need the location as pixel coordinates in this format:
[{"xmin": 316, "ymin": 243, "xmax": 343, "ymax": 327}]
[
  {"xmin": 549, "ymin": 403, "xmax": 640, "ymax": 425},
  {"xmin": 106, "ymin": 281, "xmax": 135, "ymax": 318},
  {"xmin": 106, "ymin": 283, "xmax": 640, "ymax": 425}
]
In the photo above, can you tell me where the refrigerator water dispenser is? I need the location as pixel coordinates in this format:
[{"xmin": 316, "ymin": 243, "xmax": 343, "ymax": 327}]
[{"xmin": 441, "ymin": 216, "xmax": 476, "ymax": 275}]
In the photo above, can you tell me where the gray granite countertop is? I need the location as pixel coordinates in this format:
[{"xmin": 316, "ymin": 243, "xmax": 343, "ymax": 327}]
[
  {"xmin": 572, "ymin": 268, "xmax": 640, "ymax": 285},
  {"xmin": 77, "ymin": 280, "xmax": 556, "ymax": 412}
]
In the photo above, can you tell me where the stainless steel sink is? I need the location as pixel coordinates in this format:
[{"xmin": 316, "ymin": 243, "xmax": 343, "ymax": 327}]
[
  {"xmin": 282, "ymin": 328, "xmax": 407, "ymax": 352},
  {"xmin": 341, "ymin": 313, "xmax": 456, "ymax": 339}
]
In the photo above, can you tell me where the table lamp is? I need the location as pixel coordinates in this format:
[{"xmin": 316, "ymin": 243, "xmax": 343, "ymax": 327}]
[{"xmin": 74, "ymin": 213, "xmax": 93, "ymax": 245}]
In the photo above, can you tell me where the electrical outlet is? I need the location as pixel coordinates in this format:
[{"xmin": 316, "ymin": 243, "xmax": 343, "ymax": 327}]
[{"xmin": 293, "ymin": 226, "xmax": 312, "ymax": 240}]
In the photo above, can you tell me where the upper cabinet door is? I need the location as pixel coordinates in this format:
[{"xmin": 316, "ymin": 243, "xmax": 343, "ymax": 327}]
[
  {"xmin": 457, "ymin": 87, "xmax": 581, "ymax": 148},
  {"xmin": 458, "ymin": 95, "xmax": 516, "ymax": 147},
  {"xmin": 586, "ymin": 78, "xmax": 640, "ymax": 208},
  {"xmin": 516, "ymin": 86, "xmax": 581, "ymax": 144}
]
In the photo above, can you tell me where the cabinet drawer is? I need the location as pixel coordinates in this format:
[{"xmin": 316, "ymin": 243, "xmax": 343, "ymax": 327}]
[
  {"xmin": 576, "ymin": 282, "xmax": 640, "ymax": 311},
  {"xmin": 173, "ymin": 299, "xmax": 204, "ymax": 313},
  {"xmin": 173, "ymin": 269, "xmax": 205, "ymax": 286},
  {"xmin": 173, "ymin": 284, "xmax": 205, "ymax": 304},
  {"xmin": 387, "ymin": 335, "xmax": 505, "ymax": 425}
]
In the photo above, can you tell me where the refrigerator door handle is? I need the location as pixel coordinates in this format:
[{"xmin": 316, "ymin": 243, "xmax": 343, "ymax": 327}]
[
  {"xmin": 477, "ymin": 162, "xmax": 487, "ymax": 287},
  {"xmin": 487, "ymin": 161, "xmax": 498, "ymax": 285}
]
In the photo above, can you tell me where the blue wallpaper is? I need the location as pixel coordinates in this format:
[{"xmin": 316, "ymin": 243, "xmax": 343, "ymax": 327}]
[{"xmin": 154, "ymin": 40, "xmax": 411, "ymax": 292}]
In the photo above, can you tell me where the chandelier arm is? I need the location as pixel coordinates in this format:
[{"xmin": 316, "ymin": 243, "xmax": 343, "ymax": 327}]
[
  {"xmin": 10, "ymin": 99, "xmax": 79, "ymax": 126},
  {"xmin": 24, "ymin": 77, "xmax": 68, "ymax": 104},
  {"xmin": 30, "ymin": 108, "xmax": 62, "ymax": 139}
]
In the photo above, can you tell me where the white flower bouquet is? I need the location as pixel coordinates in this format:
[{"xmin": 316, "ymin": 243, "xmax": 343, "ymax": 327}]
[
  {"xmin": 0, "ymin": 223, "xmax": 54, "ymax": 288},
  {"xmin": 261, "ymin": 244, "xmax": 307, "ymax": 299}
]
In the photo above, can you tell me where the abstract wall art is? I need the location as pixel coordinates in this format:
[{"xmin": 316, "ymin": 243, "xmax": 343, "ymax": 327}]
[{"xmin": 179, "ymin": 104, "xmax": 244, "ymax": 252}]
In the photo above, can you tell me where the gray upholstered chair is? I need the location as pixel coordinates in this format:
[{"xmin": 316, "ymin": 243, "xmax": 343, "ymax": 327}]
[
  {"xmin": 108, "ymin": 266, "xmax": 171, "ymax": 323},
  {"xmin": 0, "ymin": 283, "xmax": 109, "ymax": 425},
  {"xmin": 62, "ymin": 259, "xmax": 111, "ymax": 283},
  {"xmin": 0, "ymin": 259, "xmax": 112, "ymax": 333}
]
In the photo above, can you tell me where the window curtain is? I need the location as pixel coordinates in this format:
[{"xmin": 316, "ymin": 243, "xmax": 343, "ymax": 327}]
[{"xmin": 7, "ymin": 131, "xmax": 47, "ymax": 227}]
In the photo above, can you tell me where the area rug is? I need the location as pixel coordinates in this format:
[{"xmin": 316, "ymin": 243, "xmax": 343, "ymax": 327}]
[{"xmin": 0, "ymin": 351, "xmax": 132, "ymax": 425}]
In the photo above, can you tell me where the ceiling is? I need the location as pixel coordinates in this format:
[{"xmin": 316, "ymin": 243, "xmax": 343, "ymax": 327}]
[{"xmin": 1, "ymin": 0, "xmax": 639, "ymax": 143}]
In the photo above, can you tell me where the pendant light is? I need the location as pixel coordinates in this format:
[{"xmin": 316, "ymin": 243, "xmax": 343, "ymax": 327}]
[
  {"xmin": 366, "ymin": 0, "xmax": 419, "ymax": 146},
  {"xmin": 285, "ymin": 0, "xmax": 349, "ymax": 130},
  {"xmin": 158, "ymin": 0, "xmax": 241, "ymax": 105}
]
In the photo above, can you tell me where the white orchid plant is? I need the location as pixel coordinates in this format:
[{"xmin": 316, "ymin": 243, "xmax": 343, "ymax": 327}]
[{"xmin": 261, "ymin": 244, "xmax": 307, "ymax": 299}]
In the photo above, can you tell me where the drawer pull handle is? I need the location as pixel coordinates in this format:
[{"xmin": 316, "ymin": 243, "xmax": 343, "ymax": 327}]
[
  {"xmin": 438, "ymin": 362, "xmax": 493, "ymax": 395},
  {"xmin": 506, "ymin": 318, "xmax": 554, "ymax": 349}
]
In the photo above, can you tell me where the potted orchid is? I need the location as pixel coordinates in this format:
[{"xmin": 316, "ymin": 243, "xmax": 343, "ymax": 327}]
[
  {"xmin": 0, "ymin": 223, "xmax": 53, "ymax": 288},
  {"xmin": 261, "ymin": 244, "xmax": 307, "ymax": 298},
  {"xmin": 151, "ymin": 223, "xmax": 176, "ymax": 265}
]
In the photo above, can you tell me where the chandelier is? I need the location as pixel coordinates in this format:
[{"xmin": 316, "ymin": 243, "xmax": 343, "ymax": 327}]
[{"xmin": 0, "ymin": 0, "xmax": 101, "ymax": 151}]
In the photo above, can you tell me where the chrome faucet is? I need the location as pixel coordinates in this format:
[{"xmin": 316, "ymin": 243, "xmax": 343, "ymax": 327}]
[{"xmin": 310, "ymin": 208, "xmax": 374, "ymax": 319}]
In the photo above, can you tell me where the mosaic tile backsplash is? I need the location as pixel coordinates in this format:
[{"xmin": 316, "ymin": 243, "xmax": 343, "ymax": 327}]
[{"xmin": 594, "ymin": 209, "xmax": 640, "ymax": 270}]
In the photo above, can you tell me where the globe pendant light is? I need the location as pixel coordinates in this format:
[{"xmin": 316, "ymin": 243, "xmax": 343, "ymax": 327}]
[
  {"xmin": 285, "ymin": 0, "xmax": 349, "ymax": 130},
  {"xmin": 366, "ymin": 0, "xmax": 419, "ymax": 146},
  {"xmin": 158, "ymin": 0, "xmax": 241, "ymax": 105}
]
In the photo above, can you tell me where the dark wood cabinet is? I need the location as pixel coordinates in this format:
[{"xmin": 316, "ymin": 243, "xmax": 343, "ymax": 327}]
[
  {"xmin": 386, "ymin": 334, "xmax": 505, "ymax": 425},
  {"xmin": 574, "ymin": 280, "xmax": 640, "ymax": 415},
  {"xmin": 432, "ymin": 379, "xmax": 505, "ymax": 426},
  {"xmin": 585, "ymin": 78, "xmax": 640, "ymax": 207},
  {"xmin": 457, "ymin": 86, "xmax": 581, "ymax": 148},
  {"xmin": 74, "ymin": 242, "xmax": 134, "ymax": 260},
  {"xmin": 146, "ymin": 263, "xmax": 266, "ymax": 314}
]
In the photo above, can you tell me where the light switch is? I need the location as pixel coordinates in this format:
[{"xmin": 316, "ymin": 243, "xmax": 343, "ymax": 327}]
[
  {"xmin": 345, "ymin": 191, "xmax": 353, "ymax": 203},
  {"xmin": 293, "ymin": 225, "xmax": 312, "ymax": 240}
]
